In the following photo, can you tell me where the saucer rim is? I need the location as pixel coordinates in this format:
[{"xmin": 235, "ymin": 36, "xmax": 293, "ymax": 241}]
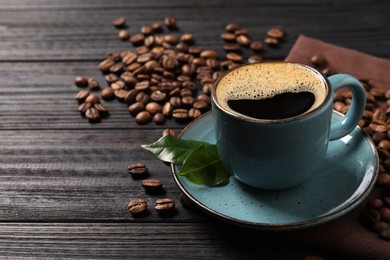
[{"xmin": 171, "ymin": 111, "xmax": 379, "ymax": 230}]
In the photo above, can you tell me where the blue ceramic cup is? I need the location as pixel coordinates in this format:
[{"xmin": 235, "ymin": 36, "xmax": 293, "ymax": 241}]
[{"xmin": 212, "ymin": 62, "xmax": 366, "ymax": 190}]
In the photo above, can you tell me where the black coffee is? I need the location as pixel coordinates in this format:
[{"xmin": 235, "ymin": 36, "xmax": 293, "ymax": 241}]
[{"xmin": 227, "ymin": 91, "xmax": 315, "ymax": 119}]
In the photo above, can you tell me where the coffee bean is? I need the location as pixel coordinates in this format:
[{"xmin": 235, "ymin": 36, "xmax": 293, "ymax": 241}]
[
  {"xmin": 151, "ymin": 22, "xmax": 163, "ymax": 32},
  {"xmin": 221, "ymin": 32, "xmax": 236, "ymax": 41},
  {"xmin": 248, "ymin": 56, "xmax": 263, "ymax": 64},
  {"xmin": 128, "ymin": 163, "xmax": 149, "ymax": 178},
  {"xmin": 180, "ymin": 33, "xmax": 193, "ymax": 43},
  {"xmin": 94, "ymin": 103, "xmax": 109, "ymax": 116},
  {"xmin": 101, "ymin": 87, "xmax": 115, "ymax": 101},
  {"xmin": 135, "ymin": 80, "xmax": 150, "ymax": 91},
  {"xmin": 225, "ymin": 23, "xmax": 240, "ymax": 33},
  {"xmin": 188, "ymin": 46, "xmax": 203, "ymax": 55},
  {"xmin": 361, "ymin": 208, "xmax": 381, "ymax": 225},
  {"xmin": 85, "ymin": 93, "xmax": 100, "ymax": 104},
  {"xmin": 85, "ymin": 107, "xmax": 100, "ymax": 122},
  {"xmin": 75, "ymin": 89, "xmax": 90, "ymax": 102},
  {"xmin": 112, "ymin": 17, "xmax": 126, "ymax": 28},
  {"xmin": 372, "ymin": 221, "xmax": 389, "ymax": 232},
  {"xmin": 98, "ymin": 59, "xmax": 115, "ymax": 73},
  {"xmin": 136, "ymin": 92, "xmax": 150, "ymax": 104},
  {"xmin": 150, "ymin": 90, "xmax": 166, "ymax": 102},
  {"xmin": 128, "ymin": 198, "xmax": 147, "ymax": 215},
  {"xmin": 155, "ymin": 198, "xmax": 175, "ymax": 213},
  {"xmin": 267, "ymin": 26, "xmax": 285, "ymax": 39},
  {"xmin": 128, "ymin": 102, "xmax": 145, "ymax": 116},
  {"xmin": 311, "ymin": 54, "xmax": 327, "ymax": 68},
  {"xmin": 250, "ymin": 41, "xmax": 263, "ymax": 52},
  {"xmin": 153, "ymin": 113, "xmax": 166, "ymax": 125},
  {"xmin": 162, "ymin": 55, "xmax": 178, "ymax": 70},
  {"xmin": 367, "ymin": 198, "xmax": 384, "ymax": 209},
  {"xmin": 114, "ymin": 89, "xmax": 128, "ymax": 102},
  {"xmin": 122, "ymin": 52, "xmax": 138, "ymax": 65},
  {"xmin": 109, "ymin": 63, "xmax": 124, "ymax": 75},
  {"xmin": 200, "ymin": 50, "xmax": 218, "ymax": 59},
  {"xmin": 135, "ymin": 111, "xmax": 152, "ymax": 124},
  {"xmin": 223, "ymin": 43, "xmax": 241, "ymax": 52},
  {"xmin": 226, "ymin": 52, "xmax": 243, "ymax": 63},
  {"xmin": 129, "ymin": 34, "xmax": 145, "ymax": 45},
  {"xmin": 164, "ymin": 17, "xmax": 177, "ymax": 29},
  {"xmin": 188, "ymin": 108, "xmax": 202, "ymax": 118},
  {"xmin": 236, "ymin": 35, "xmax": 251, "ymax": 46},
  {"xmin": 264, "ymin": 37, "xmax": 279, "ymax": 46},
  {"xmin": 162, "ymin": 128, "xmax": 177, "ymax": 137},
  {"xmin": 140, "ymin": 25, "xmax": 153, "ymax": 35},
  {"xmin": 105, "ymin": 74, "xmax": 119, "ymax": 85},
  {"xmin": 145, "ymin": 102, "xmax": 162, "ymax": 115},
  {"xmin": 118, "ymin": 29, "xmax": 130, "ymax": 40},
  {"xmin": 379, "ymin": 228, "xmax": 390, "ymax": 240},
  {"xmin": 141, "ymin": 179, "xmax": 163, "ymax": 194},
  {"xmin": 172, "ymin": 108, "xmax": 189, "ymax": 121},
  {"xmin": 88, "ymin": 78, "xmax": 100, "ymax": 90},
  {"xmin": 74, "ymin": 76, "xmax": 88, "ymax": 88},
  {"xmin": 78, "ymin": 102, "xmax": 91, "ymax": 114}
]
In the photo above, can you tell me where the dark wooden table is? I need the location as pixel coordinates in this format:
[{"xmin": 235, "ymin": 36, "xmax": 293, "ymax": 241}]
[{"xmin": 1, "ymin": 0, "xmax": 389, "ymax": 258}]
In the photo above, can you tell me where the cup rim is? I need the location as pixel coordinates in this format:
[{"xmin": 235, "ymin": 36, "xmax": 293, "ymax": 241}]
[{"xmin": 211, "ymin": 62, "xmax": 332, "ymax": 123}]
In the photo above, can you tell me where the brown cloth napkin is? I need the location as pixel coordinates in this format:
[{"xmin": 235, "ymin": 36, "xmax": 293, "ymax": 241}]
[{"xmin": 282, "ymin": 35, "xmax": 390, "ymax": 259}]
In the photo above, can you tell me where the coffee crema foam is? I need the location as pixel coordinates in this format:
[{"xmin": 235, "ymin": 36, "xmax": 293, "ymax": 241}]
[{"xmin": 216, "ymin": 63, "xmax": 327, "ymax": 116}]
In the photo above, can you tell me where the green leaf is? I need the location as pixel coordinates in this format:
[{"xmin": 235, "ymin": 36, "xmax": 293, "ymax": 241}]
[
  {"xmin": 178, "ymin": 144, "xmax": 230, "ymax": 187},
  {"xmin": 141, "ymin": 134, "xmax": 208, "ymax": 165}
]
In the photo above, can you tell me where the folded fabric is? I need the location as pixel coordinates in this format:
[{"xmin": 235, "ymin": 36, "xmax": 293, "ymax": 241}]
[{"xmin": 283, "ymin": 35, "xmax": 390, "ymax": 259}]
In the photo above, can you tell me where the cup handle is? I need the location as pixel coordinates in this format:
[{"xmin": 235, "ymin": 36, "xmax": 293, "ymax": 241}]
[{"xmin": 328, "ymin": 74, "xmax": 366, "ymax": 140}]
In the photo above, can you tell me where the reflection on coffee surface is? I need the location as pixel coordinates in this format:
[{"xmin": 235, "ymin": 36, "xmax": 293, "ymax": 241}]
[{"xmin": 215, "ymin": 63, "xmax": 327, "ymax": 120}]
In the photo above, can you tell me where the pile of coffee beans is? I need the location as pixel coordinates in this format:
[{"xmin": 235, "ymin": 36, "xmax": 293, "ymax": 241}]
[
  {"xmin": 73, "ymin": 17, "xmax": 286, "ymax": 124},
  {"xmin": 310, "ymin": 55, "xmax": 390, "ymax": 241}
]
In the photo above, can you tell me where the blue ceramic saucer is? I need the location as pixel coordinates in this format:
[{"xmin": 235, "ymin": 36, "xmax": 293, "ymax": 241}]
[{"xmin": 171, "ymin": 111, "xmax": 378, "ymax": 230}]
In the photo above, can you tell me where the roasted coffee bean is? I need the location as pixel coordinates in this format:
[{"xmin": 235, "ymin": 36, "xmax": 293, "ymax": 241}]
[
  {"xmin": 85, "ymin": 93, "xmax": 100, "ymax": 104},
  {"xmin": 111, "ymin": 81, "xmax": 125, "ymax": 90},
  {"xmin": 75, "ymin": 89, "xmax": 90, "ymax": 102},
  {"xmin": 122, "ymin": 52, "xmax": 138, "ymax": 65},
  {"xmin": 141, "ymin": 179, "xmax": 163, "ymax": 194},
  {"xmin": 377, "ymin": 173, "xmax": 390, "ymax": 186},
  {"xmin": 248, "ymin": 56, "xmax": 263, "ymax": 64},
  {"xmin": 85, "ymin": 107, "xmax": 100, "ymax": 122},
  {"xmin": 379, "ymin": 207, "xmax": 390, "ymax": 221},
  {"xmin": 153, "ymin": 113, "xmax": 166, "ymax": 125},
  {"xmin": 180, "ymin": 33, "xmax": 193, "ymax": 43},
  {"xmin": 250, "ymin": 41, "xmax": 263, "ymax": 52},
  {"xmin": 128, "ymin": 198, "xmax": 147, "ymax": 215},
  {"xmin": 188, "ymin": 46, "xmax": 203, "ymax": 55},
  {"xmin": 162, "ymin": 55, "xmax": 178, "ymax": 70},
  {"xmin": 267, "ymin": 26, "xmax": 285, "ymax": 39},
  {"xmin": 311, "ymin": 54, "xmax": 327, "ymax": 68},
  {"xmin": 164, "ymin": 17, "xmax": 177, "ymax": 29},
  {"xmin": 129, "ymin": 34, "xmax": 145, "ymax": 46},
  {"xmin": 128, "ymin": 101, "xmax": 145, "ymax": 116},
  {"xmin": 372, "ymin": 221, "xmax": 389, "ymax": 232},
  {"xmin": 155, "ymin": 198, "xmax": 175, "ymax": 213},
  {"xmin": 221, "ymin": 32, "xmax": 236, "ymax": 41},
  {"xmin": 98, "ymin": 59, "xmax": 115, "ymax": 73},
  {"xmin": 367, "ymin": 198, "xmax": 384, "ymax": 209},
  {"xmin": 200, "ymin": 50, "xmax": 218, "ymax": 59},
  {"xmin": 361, "ymin": 208, "xmax": 381, "ymax": 225},
  {"xmin": 151, "ymin": 22, "xmax": 163, "ymax": 32},
  {"xmin": 236, "ymin": 35, "xmax": 251, "ymax": 46},
  {"xmin": 135, "ymin": 111, "xmax": 152, "ymax": 124},
  {"xmin": 121, "ymin": 73, "xmax": 138, "ymax": 86},
  {"xmin": 223, "ymin": 43, "xmax": 241, "ymax": 52},
  {"xmin": 226, "ymin": 52, "xmax": 243, "ymax": 63},
  {"xmin": 378, "ymin": 140, "xmax": 390, "ymax": 150},
  {"xmin": 104, "ymin": 73, "xmax": 119, "ymax": 83},
  {"xmin": 188, "ymin": 108, "xmax": 202, "ymax": 118},
  {"xmin": 172, "ymin": 108, "xmax": 189, "ymax": 121},
  {"xmin": 106, "ymin": 51, "xmax": 121, "ymax": 61},
  {"xmin": 87, "ymin": 78, "xmax": 100, "ymax": 90},
  {"xmin": 118, "ymin": 29, "xmax": 130, "ymax": 40},
  {"xmin": 140, "ymin": 25, "xmax": 153, "ymax": 35},
  {"xmin": 114, "ymin": 89, "xmax": 128, "ymax": 102},
  {"xmin": 78, "ymin": 102, "xmax": 91, "ymax": 114},
  {"xmin": 128, "ymin": 163, "xmax": 149, "ymax": 177},
  {"xmin": 145, "ymin": 102, "xmax": 162, "ymax": 115},
  {"xmin": 124, "ymin": 89, "xmax": 139, "ymax": 104},
  {"xmin": 162, "ymin": 128, "xmax": 177, "ymax": 137},
  {"xmin": 264, "ymin": 37, "xmax": 279, "ymax": 46},
  {"xmin": 136, "ymin": 92, "xmax": 150, "ymax": 104},
  {"xmin": 101, "ymin": 87, "xmax": 115, "ymax": 101},
  {"xmin": 134, "ymin": 80, "xmax": 150, "ymax": 91},
  {"xmin": 110, "ymin": 63, "xmax": 124, "ymax": 75},
  {"xmin": 93, "ymin": 103, "xmax": 109, "ymax": 116},
  {"xmin": 112, "ymin": 17, "xmax": 126, "ymax": 28},
  {"xmin": 74, "ymin": 76, "xmax": 88, "ymax": 88},
  {"xmin": 162, "ymin": 102, "xmax": 173, "ymax": 117},
  {"xmin": 150, "ymin": 90, "xmax": 166, "ymax": 102},
  {"xmin": 182, "ymin": 96, "xmax": 195, "ymax": 108},
  {"xmin": 379, "ymin": 229, "xmax": 390, "ymax": 240},
  {"xmin": 234, "ymin": 29, "xmax": 248, "ymax": 36},
  {"xmin": 225, "ymin": 23, "xmax": 240, "ymax": 33}
]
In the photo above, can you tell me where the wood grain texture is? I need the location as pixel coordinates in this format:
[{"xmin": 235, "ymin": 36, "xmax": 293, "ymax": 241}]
[{"xmin": 0, "ymin": 0, "xmax": 389, "ymax": 258}]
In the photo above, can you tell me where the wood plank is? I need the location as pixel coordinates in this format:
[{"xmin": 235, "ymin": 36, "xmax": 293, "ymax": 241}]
[
  {"xmin": 0, "ymin": 128, "xmax": 206, "ymax": 221},
  {"xmin": 0, "ymin": 222, "xmax": 336, "ymax": 259},
  {"xmin": 0, "ymin": 2, "xmax": 387, "ymax": 60}
]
